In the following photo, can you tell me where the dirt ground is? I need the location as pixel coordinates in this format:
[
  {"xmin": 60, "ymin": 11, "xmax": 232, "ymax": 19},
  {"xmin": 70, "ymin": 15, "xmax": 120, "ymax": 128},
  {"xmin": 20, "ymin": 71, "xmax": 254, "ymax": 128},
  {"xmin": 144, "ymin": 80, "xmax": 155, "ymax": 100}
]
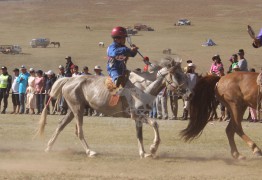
[
  {"xmin": 0, "ymin": 0, "xmax": 262, "ymax": 179},
  {"xmin": 0, "ymin": 116, "xmax": 262, "ymax": 180}
]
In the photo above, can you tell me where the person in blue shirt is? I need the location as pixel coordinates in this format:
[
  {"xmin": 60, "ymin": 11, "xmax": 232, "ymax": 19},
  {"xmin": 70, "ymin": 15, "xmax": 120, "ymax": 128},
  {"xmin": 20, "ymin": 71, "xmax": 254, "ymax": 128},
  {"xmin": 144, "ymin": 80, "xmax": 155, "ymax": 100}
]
[
  {"xmin": 16, "ymin": 65, "xmax": 30, "ymax": 114},
  {"xmin": 107, "ymin": 26, "xmax": 138, "ymax": 87}
]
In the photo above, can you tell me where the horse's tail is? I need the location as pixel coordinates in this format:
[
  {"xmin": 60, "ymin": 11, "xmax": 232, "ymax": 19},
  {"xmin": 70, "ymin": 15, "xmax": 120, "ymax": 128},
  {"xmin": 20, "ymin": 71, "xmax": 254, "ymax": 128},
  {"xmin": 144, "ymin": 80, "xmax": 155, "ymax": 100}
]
[
  {"xmin": 180, "ymin": 75, "xmax": 220, "ymax": 141},
  {"xmin": 35, "ymin": 77, "xmax": 70, "ymax": 138}
]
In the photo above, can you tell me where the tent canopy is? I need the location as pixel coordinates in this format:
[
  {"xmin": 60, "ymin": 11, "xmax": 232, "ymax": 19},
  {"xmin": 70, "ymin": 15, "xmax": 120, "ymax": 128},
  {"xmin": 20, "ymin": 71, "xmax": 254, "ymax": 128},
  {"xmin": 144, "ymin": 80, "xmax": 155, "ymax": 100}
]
[{"xmin": 202, "ymin": 39, "xmax": 216, "ymax": 46}]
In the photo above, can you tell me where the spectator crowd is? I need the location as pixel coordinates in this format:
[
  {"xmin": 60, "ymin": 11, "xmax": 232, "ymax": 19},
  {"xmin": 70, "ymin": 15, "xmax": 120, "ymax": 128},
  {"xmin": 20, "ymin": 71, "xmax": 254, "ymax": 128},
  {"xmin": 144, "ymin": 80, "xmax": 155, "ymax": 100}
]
[
  {"xmin": 0, "ymin": 56, "xmax": 104, "ymax": 116},
  {"xmin": 0, "ymin": 49, "xmax": 260, "ymax": 122}
]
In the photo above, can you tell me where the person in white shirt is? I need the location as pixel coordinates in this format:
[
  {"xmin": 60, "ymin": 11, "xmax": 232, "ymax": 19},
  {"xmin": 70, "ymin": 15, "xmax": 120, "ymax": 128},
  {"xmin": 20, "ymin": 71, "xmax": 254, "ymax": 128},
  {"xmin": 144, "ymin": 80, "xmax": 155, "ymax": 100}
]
[
  {"xmin": 94, "ymin": 65, "xmax": 104, "ymax": 76},
  {"xmin": 72, "ymin": 65, "xmax": 82, "ymax": 77}
]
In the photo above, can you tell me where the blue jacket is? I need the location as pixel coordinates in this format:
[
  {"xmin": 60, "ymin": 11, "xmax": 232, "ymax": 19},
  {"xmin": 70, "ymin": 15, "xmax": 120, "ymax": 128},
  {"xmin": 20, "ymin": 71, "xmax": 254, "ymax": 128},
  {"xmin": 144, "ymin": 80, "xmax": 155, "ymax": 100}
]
[
  {"xmin": 16, "ymin": 72, "xmax": 30, "ymax": 93},
  {"xmin": 106, "ymin": 42, "xmax": 137, "ymax": 81}
]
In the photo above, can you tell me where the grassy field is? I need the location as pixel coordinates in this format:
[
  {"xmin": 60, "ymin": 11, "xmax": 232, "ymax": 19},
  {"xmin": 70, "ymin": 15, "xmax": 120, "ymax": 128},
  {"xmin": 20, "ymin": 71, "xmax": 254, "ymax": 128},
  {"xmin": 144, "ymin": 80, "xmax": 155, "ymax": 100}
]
[
  {"xmin": 0, "ymin": 116, "xmax": 262, "ymax": 179},
  {"xmin": 0, "ymin": 0, "xmax": 262, "ymax": 179}
]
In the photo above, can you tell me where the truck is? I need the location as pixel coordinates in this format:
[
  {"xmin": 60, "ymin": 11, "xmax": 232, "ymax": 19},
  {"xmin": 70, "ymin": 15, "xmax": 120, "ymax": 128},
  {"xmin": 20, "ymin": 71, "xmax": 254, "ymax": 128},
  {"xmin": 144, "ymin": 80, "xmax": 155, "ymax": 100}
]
[
  {"xmin": 30, "ymin": 38, "xmax": 50, "ymax": 48},
  {"xmin": 0, "ymin": 45, "xmax": 22, "ymax": 54}
]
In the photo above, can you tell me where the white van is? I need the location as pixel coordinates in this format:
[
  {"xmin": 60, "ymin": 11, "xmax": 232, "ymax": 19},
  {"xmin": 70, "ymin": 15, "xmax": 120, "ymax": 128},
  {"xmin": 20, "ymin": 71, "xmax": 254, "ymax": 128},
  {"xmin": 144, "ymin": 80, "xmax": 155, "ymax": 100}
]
[{"xmin": 30, "ymin": 38, "xmax": 50, "ymax": 48}]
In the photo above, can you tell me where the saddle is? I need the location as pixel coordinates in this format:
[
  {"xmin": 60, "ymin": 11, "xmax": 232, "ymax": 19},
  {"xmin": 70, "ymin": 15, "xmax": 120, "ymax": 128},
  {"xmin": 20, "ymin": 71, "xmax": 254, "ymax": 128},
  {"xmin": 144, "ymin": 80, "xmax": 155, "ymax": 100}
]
[{"xmin": 105, "ymin": 76, "xmax": 125, "ymax": 107}]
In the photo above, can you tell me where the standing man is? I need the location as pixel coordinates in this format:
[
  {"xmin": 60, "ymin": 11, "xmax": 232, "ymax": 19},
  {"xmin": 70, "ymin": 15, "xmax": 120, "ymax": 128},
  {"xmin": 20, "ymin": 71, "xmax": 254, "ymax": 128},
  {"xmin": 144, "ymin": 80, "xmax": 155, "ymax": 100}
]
[
  {"xmin": 72, "ymin": 65, "xmax": 81, "ymax": 77},
  {"xmin": 0, "ymin": 66, "xmax": 12, "ymax": 114},
  {"xmin": 156, "ymin": 88, "xmax": 168, "ymax": 120},
  {"xmin": 57, "ymin": 65, "xmax": 67, "ymax": 115},
  {"xmin": 65, "ymin": 56, "xmax": 74, "ymax": 77},
  {"xmin": 94, "ymin": 65, "xmax": 104, "ymax": 76},
  {"xmin": 17, "ymin": 65, "xmax": 30, "ymax": 114},
  {"xmin": 237, "ymin": 49, "xmax": 248, "ymax": 72},
  {"xmin": 81, "ymin": 66, "xmax": 92, "ymax": 75},
  {"xmin": 181, "ymin": 63, "xmax": 197, "ymax": 120},
  {"xmin": 81, "ymin": 66, "xmax": 92, "ymax": 116},
  {"xmin": 11, "ymin": 68, "xmax": 20, "ymax": 114}
]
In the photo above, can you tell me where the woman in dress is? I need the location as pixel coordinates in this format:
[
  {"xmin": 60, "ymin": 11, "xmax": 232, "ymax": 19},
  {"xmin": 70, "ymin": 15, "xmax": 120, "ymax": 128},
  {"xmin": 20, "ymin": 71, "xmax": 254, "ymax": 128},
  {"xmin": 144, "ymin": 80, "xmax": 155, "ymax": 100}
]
[{"xmin": 26, "ymin": 68, "xmax": 36, "ymax": 114}]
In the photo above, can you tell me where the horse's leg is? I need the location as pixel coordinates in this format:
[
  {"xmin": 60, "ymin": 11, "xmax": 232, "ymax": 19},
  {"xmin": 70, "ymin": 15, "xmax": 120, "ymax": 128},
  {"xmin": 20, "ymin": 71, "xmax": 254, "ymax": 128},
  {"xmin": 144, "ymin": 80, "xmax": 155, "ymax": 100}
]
[
  {"xmin": 226, "ymin": 121, "xmax": 242, "ymax": 159},
  {"xmin": 147, "ymin": 118, "xmax": 161, "ymax": 157},
  {"xmin": 45, "ymin": 110, "xmax": 74, "ymax": 152},
  {"xmin": 232, "ymin": 105, "xmax": 262, "ymax": 157},
  {"xmin": 227, "ymin": 104, "xmax": 262, "ymax": 159},
  {"xmin": 74, "ymin": 107, "xmax": 96, "ymax": 157},
  {"xmin": 135, "ymin": 120, "xmax": 147, "ymax": 158}
]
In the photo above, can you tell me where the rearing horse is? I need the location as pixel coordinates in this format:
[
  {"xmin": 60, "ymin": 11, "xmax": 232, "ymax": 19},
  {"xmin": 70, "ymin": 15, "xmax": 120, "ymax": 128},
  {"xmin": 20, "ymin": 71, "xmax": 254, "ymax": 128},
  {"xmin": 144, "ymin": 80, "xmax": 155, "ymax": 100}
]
[
  {"xmin": 36, "ymin": 57, "xmax": 191, "ymax": 158},
  {"xmin": 181, "ymin": 72, "xmax": 262, "ymax": 159}
]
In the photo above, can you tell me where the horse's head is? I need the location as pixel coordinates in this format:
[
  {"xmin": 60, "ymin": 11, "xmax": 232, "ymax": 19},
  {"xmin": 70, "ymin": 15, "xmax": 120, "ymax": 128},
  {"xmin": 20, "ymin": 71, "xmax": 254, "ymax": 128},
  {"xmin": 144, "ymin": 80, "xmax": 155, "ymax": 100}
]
[{"xmin": 158, "ymin": 56, "xmax": 192, "ymax": 99}]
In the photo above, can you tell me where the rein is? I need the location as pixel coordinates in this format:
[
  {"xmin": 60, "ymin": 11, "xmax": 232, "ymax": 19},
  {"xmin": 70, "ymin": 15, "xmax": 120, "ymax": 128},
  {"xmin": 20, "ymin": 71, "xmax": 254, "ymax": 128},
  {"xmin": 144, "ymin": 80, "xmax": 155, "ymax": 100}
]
[{"xmin": 157, "ymin": 70, "xmax": 184, "ymax": 95}]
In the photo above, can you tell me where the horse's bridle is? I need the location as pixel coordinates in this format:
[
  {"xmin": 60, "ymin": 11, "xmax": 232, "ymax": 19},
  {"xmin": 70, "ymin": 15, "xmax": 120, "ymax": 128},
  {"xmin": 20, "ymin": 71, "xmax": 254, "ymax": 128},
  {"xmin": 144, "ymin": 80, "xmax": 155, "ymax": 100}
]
[{"xmin": 157, "ymin": 68, "xmax": 186, "ymax": 96}]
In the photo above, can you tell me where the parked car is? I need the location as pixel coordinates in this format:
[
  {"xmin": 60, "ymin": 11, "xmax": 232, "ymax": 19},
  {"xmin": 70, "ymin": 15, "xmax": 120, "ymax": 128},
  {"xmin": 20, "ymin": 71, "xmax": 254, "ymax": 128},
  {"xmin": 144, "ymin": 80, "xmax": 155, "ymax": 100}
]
[
  {"xmin": 0, "ymin": 45, "xmax": 22, "ymax": 54},
  {"xmin": 176, "ymin": 19, "xmax": 191, "ymax": 26},
  {"xmin": 30, "ymin": 38, "xmax": 50, "ymax": 48},
  {"xmin": 126, "ymin": 28, "xmax": 138, "ymax": 35},
  {"xmin": 134, "ymin": 23, "xmax": 154, "ymax": 31}
]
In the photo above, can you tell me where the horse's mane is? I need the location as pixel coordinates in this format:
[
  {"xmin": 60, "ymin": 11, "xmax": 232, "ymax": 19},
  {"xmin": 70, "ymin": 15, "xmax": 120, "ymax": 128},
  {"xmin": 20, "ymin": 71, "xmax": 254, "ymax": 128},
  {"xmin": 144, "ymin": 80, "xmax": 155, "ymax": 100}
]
[{"xmin": 158, "ymin": 56, "xmax": 181, "ymax": 68}]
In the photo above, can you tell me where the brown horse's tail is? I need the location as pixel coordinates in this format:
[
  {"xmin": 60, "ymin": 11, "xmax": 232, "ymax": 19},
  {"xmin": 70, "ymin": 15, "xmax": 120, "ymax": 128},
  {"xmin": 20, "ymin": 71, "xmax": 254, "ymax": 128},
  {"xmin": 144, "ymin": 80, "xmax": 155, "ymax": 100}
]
[{"xmin": 180, "ymin": 75, "xmax": 220, "ymax": 141}]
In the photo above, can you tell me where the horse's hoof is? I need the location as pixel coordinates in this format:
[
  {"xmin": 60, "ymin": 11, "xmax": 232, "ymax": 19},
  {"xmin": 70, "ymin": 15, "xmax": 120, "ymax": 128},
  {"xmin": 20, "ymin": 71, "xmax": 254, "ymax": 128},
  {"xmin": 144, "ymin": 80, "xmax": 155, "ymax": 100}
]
[
  {"xmin": 144, "ymin": 153, "xmax": 153, "ymax": 158},
  {"xmin": 87, "ymin": 150, "xmax": 97, "ymax": 157},
  {"xmin": 150, "ymin": 146, "xmax": 157, "ymax": 155},
  {"xmin": 45, "ymin": 148, "xmax": 50, "ymax": 153},
  {"xmin": 254, "ymin": 151, "xmax": 262, "ymax": 157},
  {"xmin": 237, "ymin": 155, "xmax": 246, "ymax": 160}
]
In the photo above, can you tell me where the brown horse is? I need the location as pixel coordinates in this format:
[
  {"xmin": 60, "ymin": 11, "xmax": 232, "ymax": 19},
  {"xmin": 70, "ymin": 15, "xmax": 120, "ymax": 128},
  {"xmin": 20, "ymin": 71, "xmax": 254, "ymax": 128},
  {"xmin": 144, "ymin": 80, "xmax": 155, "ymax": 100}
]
[
  {"xmin": 181, "ymin": 72, "xmax": 262, "ymax": 159},
  {"xmin": 50, "ymin": 42, "xmax": 60, "ymax": 48}
]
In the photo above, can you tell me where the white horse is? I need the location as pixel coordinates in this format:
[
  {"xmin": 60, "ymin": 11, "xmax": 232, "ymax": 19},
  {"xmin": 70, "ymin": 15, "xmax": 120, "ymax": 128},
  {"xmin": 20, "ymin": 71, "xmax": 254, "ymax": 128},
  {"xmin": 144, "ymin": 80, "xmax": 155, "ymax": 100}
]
[{"xmin": 36, "ymin": 57, "xmax": 191, "ymax": 158}]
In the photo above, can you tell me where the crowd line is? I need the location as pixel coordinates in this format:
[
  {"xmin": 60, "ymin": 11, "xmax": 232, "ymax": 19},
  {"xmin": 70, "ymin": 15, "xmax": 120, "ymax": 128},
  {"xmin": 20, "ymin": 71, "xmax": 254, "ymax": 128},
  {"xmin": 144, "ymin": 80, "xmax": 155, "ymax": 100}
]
[
  {"xmin": 0, "ymin": 49, "xmax": 260, "ymax": 122},
  {"xmin": 0, "ymin": 56, "xmax": 104, "ymax": 116}
]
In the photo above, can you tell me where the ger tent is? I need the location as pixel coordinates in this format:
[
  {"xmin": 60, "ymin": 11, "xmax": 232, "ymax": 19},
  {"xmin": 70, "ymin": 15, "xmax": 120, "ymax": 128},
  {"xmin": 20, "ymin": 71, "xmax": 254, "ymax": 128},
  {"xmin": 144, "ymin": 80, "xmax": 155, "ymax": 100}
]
[{"xmin": 202, "ymin": 39, "xmax": 216, "ymax": 46}]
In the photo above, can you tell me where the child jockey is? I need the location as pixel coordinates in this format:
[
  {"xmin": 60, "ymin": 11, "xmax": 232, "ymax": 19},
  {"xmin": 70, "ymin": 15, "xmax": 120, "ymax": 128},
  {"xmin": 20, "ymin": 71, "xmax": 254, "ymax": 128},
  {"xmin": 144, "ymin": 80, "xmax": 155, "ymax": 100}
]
[{"xmin": 107, "ymin": 26, "xmax": 138, "ymax": 87}]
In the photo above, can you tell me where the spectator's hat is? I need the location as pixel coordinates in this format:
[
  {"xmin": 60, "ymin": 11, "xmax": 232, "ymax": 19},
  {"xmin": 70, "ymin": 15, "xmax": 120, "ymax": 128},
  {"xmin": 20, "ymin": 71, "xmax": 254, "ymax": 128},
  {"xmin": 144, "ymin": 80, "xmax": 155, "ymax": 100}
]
[
  {"xmin": 238, "ymin": 49, "xmax": 244, "ymax": 54},
  {"xmin": 46, "ymin": 70, "xmax": 54, "ymax": 75},
  {"xmin": 65, "ymin": 55, "xmax": 71, "ymax": 59},
  {"xmin": 232, "ymin": 53, "xmax": 237, "ymax": 58},
  {"xmin": 83, "ymin": 66, "xmax": 89, "ymax": 70},
  {"xmin": 187, "ymin": 63, "xmax": 195, "ymax": 67},
  {"xmin": 36, "ymin": 70, "xmax": 43, "ymax": 74},
  {"xmin": 94, "ymin": 65, "xmax": 102, "ymax": 71},
  {"xmin": 13, "ymin": 68, "xmax": 19, "ymax": 72},
  {"xmin": 212, "ymin": 54, "xmax": 220, "ymax": 60},
  {"xmin": 29, "ymin": 68, "xmax": 35, "ymax": 72},
  {"xmin": 58, "ymin": 65, "xmax": 64, "ymax": 69},
  {"xmin": 1, "ymin": 66, "xmax": 7, "ymax": 70},
  {"xmin": 20, "ymin": 65, "xmax": 26, "ymax": 69},
  {"xmin": 186, "ymin": 60, "xmax": 192, "ymax": 64}
]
